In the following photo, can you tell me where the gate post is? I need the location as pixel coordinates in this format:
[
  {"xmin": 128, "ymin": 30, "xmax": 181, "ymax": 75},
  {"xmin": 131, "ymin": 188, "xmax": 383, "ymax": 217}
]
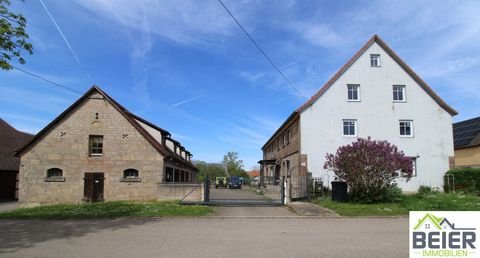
[
  {"xmin": 281, "ymin": 176, "xmax": 285, "ymax": 205},
  {"xmin": 204, "ymin": 176, "xmax": 210, "ymax": 203}
]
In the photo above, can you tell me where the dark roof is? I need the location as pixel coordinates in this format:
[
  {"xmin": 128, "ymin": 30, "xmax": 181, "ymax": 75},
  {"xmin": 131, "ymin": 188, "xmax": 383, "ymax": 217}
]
[
  {"xmin": 453, "ymin": 117, "xmax": 480, "ymax": 149},
  {"xmin": 15, "ymin": 86, "xmax": 197, "ymax": 171},
  {"xmin": 0, "ymin": 119, "xmax": 33, "ymax": 171},
  {"xmin": 297, "ymin": 35, "xmax": 457, "ymax": 116}
]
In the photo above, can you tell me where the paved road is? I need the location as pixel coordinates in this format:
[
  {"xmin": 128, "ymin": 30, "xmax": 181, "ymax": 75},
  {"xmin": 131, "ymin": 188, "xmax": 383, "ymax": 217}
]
[
  {"xmin": 209, "ymin": 185, "xmax": 282, "ymax": 203},
  {"xmin": 0, "ymin": 217, "xmax": 408, "ymax": 257}
]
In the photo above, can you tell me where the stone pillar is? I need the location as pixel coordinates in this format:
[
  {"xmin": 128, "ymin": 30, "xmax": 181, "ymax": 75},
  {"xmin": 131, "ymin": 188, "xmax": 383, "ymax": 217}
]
[{"xmin": 259, "ymin": 163, "xmax": 264, "ymax": 193}]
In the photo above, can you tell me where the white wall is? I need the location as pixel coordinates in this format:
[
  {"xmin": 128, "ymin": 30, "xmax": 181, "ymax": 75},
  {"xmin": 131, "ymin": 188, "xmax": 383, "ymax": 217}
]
[
  {"xmin": 166, "ymin": 139, "xmax": 175, "ymax": 152},
  {"xmin": 135, "ymin": 119, "xmax": 163, "ymax": 144},
  {"xmin": 300, "ymin": 42, "xmax": 454, "ymax": 192}
]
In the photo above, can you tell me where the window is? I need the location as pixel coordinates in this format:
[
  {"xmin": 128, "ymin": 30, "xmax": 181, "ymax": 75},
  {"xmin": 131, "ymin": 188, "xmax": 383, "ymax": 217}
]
[
  {"xmin": 277, "ymin": 139, "xmax": 280, "ymax": 150},
  {"xmin": 370, "ymin": 54, "xmax": 380, "ymax": 67},
  {"xmin": 343, "ymin": 120, "xmax": 357, "ymax": 136},
  {"xmin": 174, "ymin": 168, "xmax": 180, "ymax": 182},
  {"xmin": 286, "ymin": 130, "xmax": 291, "ymax": 144},
  {"xmin": 121, "ymin": 168, "xmax": 141, "ymax": 182},
  {"xmin": 399, "ymin": 120, "xmax": 413, "ymax": 137},
  {"xmin": 123, "ymin": 169, "xmax": 139, "ymax": 178},
  {"xmin": 347, "ymin": 84, "xmax": 360, "ymax": 101},
  {"xmin": 411, "ymin": 157, "xmax": 417, "ymax": 177},
  {"xmin": 47, "ymin": 168, "xmax": 63, "ymax": 177},
  {"xmin": 89, "ymin": 135, "xmax": 103, "ymax": 156},
  {"xmin": 45, "ymin": 168, "xmax": 65, "ymax": 182},
  {"xmin": 393, "ymin": 85, "xmax": 406, "ymax": 102},
  {"xmin": 165, "ymin": 167, "xmax": 174, "ymax": 182}
]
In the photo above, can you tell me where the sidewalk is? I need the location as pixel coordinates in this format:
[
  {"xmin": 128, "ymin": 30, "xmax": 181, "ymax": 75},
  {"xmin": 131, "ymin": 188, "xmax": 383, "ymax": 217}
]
[
  {"xmin": 207, "ymin": 202, "xmax": 339, "ymax": 218},
  {"xmin": 208, "ymin": 206, "xmax": 298, "ymax": 218},
  {"xmin": 0, "ymin": 201, "xmax": 19, "ymax": 213},
  {"xmin": 287, "ymin": 201, "xmax": 339, "ymax": 217}
]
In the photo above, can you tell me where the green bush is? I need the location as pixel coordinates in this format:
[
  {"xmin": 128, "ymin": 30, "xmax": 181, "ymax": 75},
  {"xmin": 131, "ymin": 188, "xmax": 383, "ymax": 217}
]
[
  {"xmin": 348, "ymin": 185, "xmax": 403, "ymax": 204},
  {"xmin": 418, "ymin": 185, "xmax": 439, "ymax": 195},
  {"xmin": 383, "ymin": 185, "xmax": 403, "ymax": 203},
  {"xmin": 444, "ymin": 168, "xmax": 480, "ymax": 193}
]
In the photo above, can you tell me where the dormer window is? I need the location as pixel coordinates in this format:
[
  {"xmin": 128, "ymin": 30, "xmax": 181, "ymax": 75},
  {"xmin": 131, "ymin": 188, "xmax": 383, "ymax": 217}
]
[
  {"xmin": 347, "ymin": 84, "xmax": 360, "ymax": 101},
  {"xmin": 370, "ymin": 54, "xmax": 380, "ymax": 67}
]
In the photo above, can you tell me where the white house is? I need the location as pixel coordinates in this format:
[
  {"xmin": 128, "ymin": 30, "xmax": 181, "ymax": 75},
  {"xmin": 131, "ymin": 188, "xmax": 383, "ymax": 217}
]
[{"xmin": 261, "ymin": 35, "xmax": 457, "ymax": 193}]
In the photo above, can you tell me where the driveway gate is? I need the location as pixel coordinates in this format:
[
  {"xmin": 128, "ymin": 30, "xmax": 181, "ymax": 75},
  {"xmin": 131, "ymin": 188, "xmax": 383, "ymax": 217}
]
[{"xmin": 203, "ymin": 176, "xmax": 284, "ymax": 205}]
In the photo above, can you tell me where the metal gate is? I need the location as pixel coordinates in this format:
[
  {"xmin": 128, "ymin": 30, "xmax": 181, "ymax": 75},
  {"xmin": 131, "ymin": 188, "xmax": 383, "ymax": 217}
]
[{"xmin": 203, "ymin": 176, "xmax": 284, "ymax": 205}]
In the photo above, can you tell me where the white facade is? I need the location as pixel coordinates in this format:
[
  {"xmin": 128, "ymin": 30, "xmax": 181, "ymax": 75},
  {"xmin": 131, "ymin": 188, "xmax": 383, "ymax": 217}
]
[{"xmin": 299, "ymin": 41, "xmax": 455, "ymax": 192}]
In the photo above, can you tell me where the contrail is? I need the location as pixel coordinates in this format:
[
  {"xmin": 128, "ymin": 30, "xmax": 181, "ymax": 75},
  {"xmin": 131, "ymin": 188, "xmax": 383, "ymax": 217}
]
[
  {"xmin": 172, "ymin": 95, "xmax": 203, "ymax": 107},
  {"xmin": 39, "ymin": 0, "xmax": 90, "ymax": 78}
]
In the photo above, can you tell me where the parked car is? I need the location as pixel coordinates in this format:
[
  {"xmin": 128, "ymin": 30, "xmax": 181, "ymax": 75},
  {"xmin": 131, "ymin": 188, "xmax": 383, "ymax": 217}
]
[
  {"xmin": 228, "ymin": 176, "xmax": 242, "ymax": 189},
  {"xmin": 215, "ymin": 177, "xmax": 227, "ymax": 189}
]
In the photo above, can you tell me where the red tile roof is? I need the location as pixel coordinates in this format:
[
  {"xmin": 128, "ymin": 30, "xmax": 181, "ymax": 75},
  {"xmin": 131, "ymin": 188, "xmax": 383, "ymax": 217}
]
[{"xmin": 247, "ymin": 170, "xmax": 260, "ymax": 178}]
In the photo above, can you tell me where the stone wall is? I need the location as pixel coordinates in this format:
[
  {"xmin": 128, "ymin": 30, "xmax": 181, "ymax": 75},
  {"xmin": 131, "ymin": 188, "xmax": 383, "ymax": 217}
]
[
  {"xmin": 19, "ymin": 92, "xmax": 164, "ymax": 204},
  {"xmin": 263, "ymin": 115, "xmax": 300, "ymax": 161},
  {"xmin": 157, "ymin": 183, "xmax": 204, "ymax": 202}
]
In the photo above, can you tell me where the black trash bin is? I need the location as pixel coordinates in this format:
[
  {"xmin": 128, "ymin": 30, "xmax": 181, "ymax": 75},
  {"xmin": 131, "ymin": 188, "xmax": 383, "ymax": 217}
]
[{"xmin": 331, "ymin": 181, "xmax": 348, "ymax": 202}]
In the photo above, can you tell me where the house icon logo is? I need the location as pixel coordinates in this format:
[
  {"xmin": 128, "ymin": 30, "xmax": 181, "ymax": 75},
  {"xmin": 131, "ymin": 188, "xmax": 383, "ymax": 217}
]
[
  {"xmin": 410, "ymin": 212, "xmax": 479, "ymax": 258},
  {"xmin": 414, "ymin": 213, "xmax": 476, "ymax": 231}
]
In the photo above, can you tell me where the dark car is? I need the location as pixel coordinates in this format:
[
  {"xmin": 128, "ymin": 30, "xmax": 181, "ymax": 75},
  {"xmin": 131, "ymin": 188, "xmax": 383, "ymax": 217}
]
[{"xmin": 228, "ymin": 176, "xmax": 242, "ymax": 189}]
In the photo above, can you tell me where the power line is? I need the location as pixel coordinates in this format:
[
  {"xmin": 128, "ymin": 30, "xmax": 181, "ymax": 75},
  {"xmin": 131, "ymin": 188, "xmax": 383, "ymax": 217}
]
[
  {"xmin": 217, "ymin": 0, "xmax": 306, "ymax": 99},
  {"xmin": 12, "ymin": 65, "xmax": 83, "ymax": 94}
]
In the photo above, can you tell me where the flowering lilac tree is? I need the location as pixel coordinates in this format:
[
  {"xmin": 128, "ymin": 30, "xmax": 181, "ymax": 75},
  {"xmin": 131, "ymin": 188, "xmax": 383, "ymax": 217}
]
[{"xmin": 324, "ymin": 137, "xmax": 413, "ymax": 203}]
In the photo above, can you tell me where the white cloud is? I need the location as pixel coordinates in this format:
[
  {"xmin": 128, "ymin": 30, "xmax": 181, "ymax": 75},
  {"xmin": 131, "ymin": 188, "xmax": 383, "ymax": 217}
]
[
  {"xmin": 172, "ymin": 95, "xmax": 203, "ymax": 107},
  {"xmin": 420, "ymin": 57, "xmax": 480, "ymax": 78},
  {"xmin": 75, "ymin": 0, "xmax": 238, "ymax": 46},
  {"xmin": 130, "ymin": 5, "xmax": 153, "ymax": 109},
  {"xmin": 0, "ymin": 86, "xmax": 73, "ymax": 114},
  {"xmin": 291, "ymin": 23, "xmax": 345, "ymax": 49}
]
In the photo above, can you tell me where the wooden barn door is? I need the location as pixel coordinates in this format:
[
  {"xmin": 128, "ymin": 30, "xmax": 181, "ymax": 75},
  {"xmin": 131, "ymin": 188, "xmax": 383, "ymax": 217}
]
[{"xmin": 83, "ymin": 173, "xmax": 104, "ymax": 202}]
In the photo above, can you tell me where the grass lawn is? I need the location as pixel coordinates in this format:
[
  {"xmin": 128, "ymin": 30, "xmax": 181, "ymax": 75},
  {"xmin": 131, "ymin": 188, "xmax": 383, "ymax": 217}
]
[
  {"xmin": 0, "ymin": 201, "xmax": 212, "ymax": 219},
  {"xmin": 315, "ymin": 193, "xmax": 480, "ymax": 216}
]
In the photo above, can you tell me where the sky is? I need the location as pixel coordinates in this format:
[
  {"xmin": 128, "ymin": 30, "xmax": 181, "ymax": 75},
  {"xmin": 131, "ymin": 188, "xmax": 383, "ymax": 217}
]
[{"xmin": 2, "ymin": 0, "xmax": 480, "ymax": 169}]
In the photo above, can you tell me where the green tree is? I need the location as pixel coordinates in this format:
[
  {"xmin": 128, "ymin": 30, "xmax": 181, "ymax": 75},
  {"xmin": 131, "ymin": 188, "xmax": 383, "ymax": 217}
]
[
  {"xmin": 222, "ymin": 151, "xmax": 244, "ymax": 175},
  {"xmin": 324, "ymin": 137, "xmax": 413, "ymax": 203},
  {"xmin": 195, "ymin": 161, "xmax": 226, "ymax": 182},
  {"xmin": 1, "ymin": 0, "xmax": 33, "ymax": 70}
]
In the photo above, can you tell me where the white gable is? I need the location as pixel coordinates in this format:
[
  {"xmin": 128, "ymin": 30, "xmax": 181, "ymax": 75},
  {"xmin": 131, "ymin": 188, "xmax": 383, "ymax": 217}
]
[{"xmin": 299, "ymin": 41, "xmax": 454, "ymax": 192}]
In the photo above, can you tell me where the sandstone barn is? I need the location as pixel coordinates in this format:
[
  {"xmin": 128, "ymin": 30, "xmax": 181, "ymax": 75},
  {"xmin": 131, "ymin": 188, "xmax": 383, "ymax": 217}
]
[{"xmin": 16, "ymin": 86, "xmax": 198, "ymax": 204}]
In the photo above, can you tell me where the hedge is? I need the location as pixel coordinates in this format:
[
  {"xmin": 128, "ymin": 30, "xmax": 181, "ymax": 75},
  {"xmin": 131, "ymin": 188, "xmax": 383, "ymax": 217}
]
[{"xmin": 444, "ymin": 168, "xmax": 480, "ymax": 193}]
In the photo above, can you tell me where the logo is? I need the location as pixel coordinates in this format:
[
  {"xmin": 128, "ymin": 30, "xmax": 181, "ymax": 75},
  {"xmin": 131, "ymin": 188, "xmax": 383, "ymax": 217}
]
[{"xmin": 410, "ymin": 211, "xmax": 480, "ymax": 257}]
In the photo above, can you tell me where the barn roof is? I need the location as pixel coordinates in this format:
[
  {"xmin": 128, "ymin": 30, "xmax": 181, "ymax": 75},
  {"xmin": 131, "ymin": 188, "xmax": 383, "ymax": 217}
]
[{"xmin": 0, "ymin": 119, "xmax": 33, "ymax": 171}]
